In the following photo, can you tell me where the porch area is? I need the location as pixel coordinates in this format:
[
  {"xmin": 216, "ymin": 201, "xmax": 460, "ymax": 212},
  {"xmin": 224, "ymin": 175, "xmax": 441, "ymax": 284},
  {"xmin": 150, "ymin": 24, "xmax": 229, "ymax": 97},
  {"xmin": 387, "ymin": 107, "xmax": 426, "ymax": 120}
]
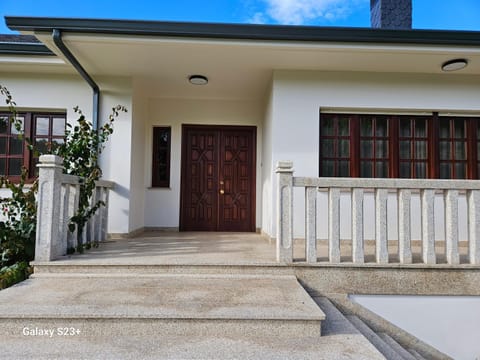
[{"xmin": 32, "ymin": 230, "xmax": 476, "ymax": 267}]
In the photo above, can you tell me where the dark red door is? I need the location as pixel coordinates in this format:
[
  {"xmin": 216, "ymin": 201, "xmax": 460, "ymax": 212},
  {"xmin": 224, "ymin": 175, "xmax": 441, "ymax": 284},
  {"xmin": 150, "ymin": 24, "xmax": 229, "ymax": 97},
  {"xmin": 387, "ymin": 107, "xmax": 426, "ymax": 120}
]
[{"xmin": 180, "ymin": 125, "xmax": 256, "ymax": 232}]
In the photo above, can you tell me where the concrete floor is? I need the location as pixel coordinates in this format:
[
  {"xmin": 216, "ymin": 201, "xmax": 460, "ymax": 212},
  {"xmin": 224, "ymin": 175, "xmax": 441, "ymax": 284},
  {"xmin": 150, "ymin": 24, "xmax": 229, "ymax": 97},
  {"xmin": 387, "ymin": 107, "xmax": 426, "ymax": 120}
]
[{"xmin": 45, "ymin": 231, "xmax": 471, "ymax": 266}]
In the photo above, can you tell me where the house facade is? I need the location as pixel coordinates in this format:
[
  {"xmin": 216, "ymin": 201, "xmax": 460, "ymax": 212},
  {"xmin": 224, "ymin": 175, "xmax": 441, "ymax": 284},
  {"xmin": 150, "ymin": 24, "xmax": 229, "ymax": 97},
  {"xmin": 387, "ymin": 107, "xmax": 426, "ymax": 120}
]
[{"xmin": 1, "ymin": 15, "xmax": 480, "ymax": 242}]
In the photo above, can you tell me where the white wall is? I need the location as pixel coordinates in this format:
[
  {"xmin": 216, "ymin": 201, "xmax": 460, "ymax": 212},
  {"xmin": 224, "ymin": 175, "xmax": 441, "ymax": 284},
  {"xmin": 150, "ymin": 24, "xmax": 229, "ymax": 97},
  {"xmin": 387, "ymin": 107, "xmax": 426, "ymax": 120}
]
[
  {"xmin": 91, "ymin": 76, "xmax": 133, "ymax": 234},
  {"xmin": 143, "ymin": 97, "xmax": 264, "ymax": 229},
  {"xmin": 264, "ymin": 70, "xmax": 480, "ymax": 238},
  {"xmin": 351, "ymin": 295, "xmax": 480, "ymax": 360},
  {"xmin": 0, "ymin": 73, "xmax": 91, "ymax": 122},
  {"xmin": 0, "ymin": 73, "xmax": 135, "ymax": 234}
]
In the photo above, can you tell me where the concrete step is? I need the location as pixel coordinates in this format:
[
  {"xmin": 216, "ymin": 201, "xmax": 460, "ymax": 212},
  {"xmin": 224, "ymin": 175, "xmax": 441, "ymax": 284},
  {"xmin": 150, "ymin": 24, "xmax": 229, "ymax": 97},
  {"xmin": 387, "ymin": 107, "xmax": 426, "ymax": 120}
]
[
  {"xmin": 312, "ymin": 296, "xmax": 364, "ymax": 335},
  {"xmin": 1, "ymin": 332, "xmax": 385, "ymax": 360},
  {"xmin": 0, "ymin": 274, "xmax": 324, "ymax": 338},
  {"xmin": 379, "ymin": 333, "xmax": 418, "ymax": 360},
  {"xmin": 408, "ymin": 348, "xmax": 428, "ymax": 360},
  {"xmin": 347, "ymin": 315, "xmax": 404, "ymax": 359}
]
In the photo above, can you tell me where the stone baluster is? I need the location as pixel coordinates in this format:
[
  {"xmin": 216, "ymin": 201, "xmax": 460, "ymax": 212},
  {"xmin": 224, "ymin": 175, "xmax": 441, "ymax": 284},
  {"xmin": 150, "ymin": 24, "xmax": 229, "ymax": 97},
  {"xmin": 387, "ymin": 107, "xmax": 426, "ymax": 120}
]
[
  {"xmin": 276, "ymin": 161, "xmax": 294, "ymax": 263},
  {"xmin": 67, "ymin": 183, "xmax": 80, "ymax": 250},
  {"xmin": 305, "ymin": 186, "xmax": 317, "ymax": 263},
  {"xmin": 351, "ymin": 188, "xmax": 364, "ymax": 264},
  {"xmin": 421, "ymin": 189, "xmax": 436, "ymax": 264},
  {"xmin": 468, "ymin": 190, "xmax": 480, "ymax": 264},
  {"xmin": 397, "ymin": 189, "xmax": 412, "ymax": 264},
  {"xmin": 444, "ymin": 190, "xmax": 460, "ymax": 265},
  {"xmin": 328, "ymin": 188, "xmax": 341, "ymax": 263},
  {"xmin": 375, "ymin": 189, "xmax": 388, "ymax": 264}
]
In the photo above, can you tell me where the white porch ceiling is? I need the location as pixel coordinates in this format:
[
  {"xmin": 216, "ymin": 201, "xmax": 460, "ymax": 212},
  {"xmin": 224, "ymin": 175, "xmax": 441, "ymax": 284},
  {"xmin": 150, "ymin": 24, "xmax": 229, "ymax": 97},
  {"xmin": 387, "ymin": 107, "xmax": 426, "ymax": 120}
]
[{"xmin": 13, "ymin": 31, "xmax": 480, "ymax": 100}]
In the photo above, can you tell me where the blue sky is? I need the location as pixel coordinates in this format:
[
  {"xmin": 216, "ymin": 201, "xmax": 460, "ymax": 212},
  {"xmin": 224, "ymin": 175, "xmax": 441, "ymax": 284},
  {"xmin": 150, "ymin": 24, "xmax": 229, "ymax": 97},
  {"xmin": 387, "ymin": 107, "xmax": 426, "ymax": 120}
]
[{"xmin": 0, "ymin": 0, "xmax": 479, "ymax": 34}]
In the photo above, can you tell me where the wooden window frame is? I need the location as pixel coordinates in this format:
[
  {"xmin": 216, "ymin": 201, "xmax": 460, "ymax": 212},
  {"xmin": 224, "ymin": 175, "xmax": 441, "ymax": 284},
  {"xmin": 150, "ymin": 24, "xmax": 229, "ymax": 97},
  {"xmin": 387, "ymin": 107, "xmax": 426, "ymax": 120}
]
[
  {"xmin": 320, "ymin": 112, "xmax": 480, "ymax": 179},
  {"xmin": 0, "ymin": 111, "xmax": 66, "ymax": 181},
  {"xmin": 151, "ymin": 126, "xmax": 171, "ymax": 188}
]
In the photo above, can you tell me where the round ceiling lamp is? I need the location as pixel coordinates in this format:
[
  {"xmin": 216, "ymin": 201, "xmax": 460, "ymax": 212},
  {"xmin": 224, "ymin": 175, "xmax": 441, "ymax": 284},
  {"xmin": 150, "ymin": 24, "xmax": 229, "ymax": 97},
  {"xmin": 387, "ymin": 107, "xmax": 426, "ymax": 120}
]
[
  {"xmin": 441, "ymin": 58, "xmax": 468, "ymax": 72},
  {"xmin": 188, "ymin": 75, "xmax": 208, "ymax": 85}
]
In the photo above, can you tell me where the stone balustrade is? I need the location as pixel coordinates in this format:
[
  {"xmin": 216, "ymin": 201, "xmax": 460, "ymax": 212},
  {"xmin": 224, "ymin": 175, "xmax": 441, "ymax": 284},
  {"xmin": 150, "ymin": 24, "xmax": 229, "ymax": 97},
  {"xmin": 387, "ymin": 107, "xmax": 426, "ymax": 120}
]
[
  {"xmin": 35, "ymin": 155, "xmax": 114, "ymax": 261},
  {"xmin": 276, "ymin": 161, "xmax": 480, "ymax": 265}
]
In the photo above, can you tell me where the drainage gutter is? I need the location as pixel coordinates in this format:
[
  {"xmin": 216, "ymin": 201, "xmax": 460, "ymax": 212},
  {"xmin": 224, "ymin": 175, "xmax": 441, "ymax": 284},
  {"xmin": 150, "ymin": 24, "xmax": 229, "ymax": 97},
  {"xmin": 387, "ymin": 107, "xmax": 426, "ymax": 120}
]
[{"xmin": 52, "ymin": 29, "xmax": 99, "ymax": 130}]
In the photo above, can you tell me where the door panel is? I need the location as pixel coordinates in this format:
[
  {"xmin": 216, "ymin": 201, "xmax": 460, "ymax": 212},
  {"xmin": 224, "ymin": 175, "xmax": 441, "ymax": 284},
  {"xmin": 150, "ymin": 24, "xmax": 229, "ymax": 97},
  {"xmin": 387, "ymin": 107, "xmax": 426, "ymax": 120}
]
[
  {"xmin": 181, "ymin": 128, "xmax": 219, "ymax": 231},
  {"xmin": 180, "ymin": 125, "xmax": 256, "ymax": 232},
  {"xmin": 219, "ymin": 129, "xmax": 254, "ymax": 231}
]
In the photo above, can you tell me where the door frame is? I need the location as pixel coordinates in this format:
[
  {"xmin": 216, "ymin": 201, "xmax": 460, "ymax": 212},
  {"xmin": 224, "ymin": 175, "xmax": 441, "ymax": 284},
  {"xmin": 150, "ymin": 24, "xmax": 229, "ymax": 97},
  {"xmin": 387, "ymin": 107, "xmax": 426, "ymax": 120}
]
[{"xmin": 179, "ymin": 124, "xmax": 257, "ymax": 232}]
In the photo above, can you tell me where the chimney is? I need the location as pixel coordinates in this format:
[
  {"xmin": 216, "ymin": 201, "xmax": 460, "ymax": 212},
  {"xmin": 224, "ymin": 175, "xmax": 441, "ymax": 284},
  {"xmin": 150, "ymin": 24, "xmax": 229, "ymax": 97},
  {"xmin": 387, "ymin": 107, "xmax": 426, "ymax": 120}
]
[{"xmin": 370, "ymin": 0, "xmax": 412, "ymax": 29}]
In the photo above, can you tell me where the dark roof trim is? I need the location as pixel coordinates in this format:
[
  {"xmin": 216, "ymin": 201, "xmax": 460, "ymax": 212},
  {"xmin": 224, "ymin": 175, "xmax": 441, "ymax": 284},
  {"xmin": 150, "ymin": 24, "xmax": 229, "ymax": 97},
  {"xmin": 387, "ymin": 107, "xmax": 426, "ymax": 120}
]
[
  {"xmin": 0, "ymin": 34, "xmax": 40, "ymax": 43},
  {"xmin": 6, "ymin": 16, "xmax": 480, "ymax": 46},
  {"xmin": 0, "ymin": 42, "xmax": 54, "ymax": 56}
]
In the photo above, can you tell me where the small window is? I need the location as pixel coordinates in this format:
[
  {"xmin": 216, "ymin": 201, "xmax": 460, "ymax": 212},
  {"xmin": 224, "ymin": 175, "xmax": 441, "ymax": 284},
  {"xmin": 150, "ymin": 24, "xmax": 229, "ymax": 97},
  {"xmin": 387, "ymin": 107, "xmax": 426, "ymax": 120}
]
[{"xmin": 152, "ymin": 127, "xmax": 171, "ymax": 187}]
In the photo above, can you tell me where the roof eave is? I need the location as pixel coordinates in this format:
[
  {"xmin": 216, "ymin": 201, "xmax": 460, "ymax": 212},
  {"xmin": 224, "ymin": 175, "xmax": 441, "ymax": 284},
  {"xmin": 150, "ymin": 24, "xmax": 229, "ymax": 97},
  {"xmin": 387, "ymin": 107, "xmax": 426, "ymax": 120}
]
[
  {"xmin": 0, "ymin": 42, "xmax": 54, "ymax": 56},
  {"xmin": 6, "ymin": 16, "xmax": 480, "ymax": 47}
]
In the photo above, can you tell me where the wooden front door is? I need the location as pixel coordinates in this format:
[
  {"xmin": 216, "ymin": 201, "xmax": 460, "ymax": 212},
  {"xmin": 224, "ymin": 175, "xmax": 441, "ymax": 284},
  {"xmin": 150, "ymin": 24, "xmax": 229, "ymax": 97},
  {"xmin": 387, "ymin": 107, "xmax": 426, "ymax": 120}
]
[{"xmin": 180, "ymin": 125, "xmax": 256, "ymax": 232}]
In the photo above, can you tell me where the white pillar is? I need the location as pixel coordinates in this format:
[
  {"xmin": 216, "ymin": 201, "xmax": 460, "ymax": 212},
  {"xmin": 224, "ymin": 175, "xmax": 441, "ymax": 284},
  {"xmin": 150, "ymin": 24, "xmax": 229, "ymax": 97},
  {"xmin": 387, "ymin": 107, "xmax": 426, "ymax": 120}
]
[
  {"xmin": 276, "ymin": 161, "xmax": 294, "ymax": 263},
  {"xmin": 35, "ymin": 155, "xmax": 64, "ymax": 261}
]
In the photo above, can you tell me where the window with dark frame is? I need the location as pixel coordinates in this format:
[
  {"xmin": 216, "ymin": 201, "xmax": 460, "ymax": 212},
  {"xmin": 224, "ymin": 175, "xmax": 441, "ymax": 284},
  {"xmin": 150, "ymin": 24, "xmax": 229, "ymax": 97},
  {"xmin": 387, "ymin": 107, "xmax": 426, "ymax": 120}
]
[
  {"xmin": 152, "ymin": 126, "xmax": 171, "ymax": 188},
  {"xmin": 320, "ymin": 113, "xmax": 479, "ymax": 180},
  {"xmin": 0, "ymin": 112, "xmax": 66, "ymax": 179}
]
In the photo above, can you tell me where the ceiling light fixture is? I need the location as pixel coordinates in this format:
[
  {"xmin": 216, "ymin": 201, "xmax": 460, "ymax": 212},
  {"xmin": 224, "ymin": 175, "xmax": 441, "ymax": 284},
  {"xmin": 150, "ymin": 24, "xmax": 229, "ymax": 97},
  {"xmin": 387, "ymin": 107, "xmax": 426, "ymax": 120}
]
[
  {"xmin": 188, "ymin": 75, "xmax": 208, "ymax": 85},
  {"xmin": 441, "ymin": 58, "xmax": 468, "ymax": 72}
]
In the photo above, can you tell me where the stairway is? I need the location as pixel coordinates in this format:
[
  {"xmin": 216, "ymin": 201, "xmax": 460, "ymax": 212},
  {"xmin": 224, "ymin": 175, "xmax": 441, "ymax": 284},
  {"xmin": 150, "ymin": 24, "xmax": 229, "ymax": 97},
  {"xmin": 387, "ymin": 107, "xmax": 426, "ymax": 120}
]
[
  {"xmin": 0, "ymin": 272, "xmax": 384, "ymax": 360},
  {"xmin": 0, "ymin": 263, "xmax": 449, "ymax": 360}
]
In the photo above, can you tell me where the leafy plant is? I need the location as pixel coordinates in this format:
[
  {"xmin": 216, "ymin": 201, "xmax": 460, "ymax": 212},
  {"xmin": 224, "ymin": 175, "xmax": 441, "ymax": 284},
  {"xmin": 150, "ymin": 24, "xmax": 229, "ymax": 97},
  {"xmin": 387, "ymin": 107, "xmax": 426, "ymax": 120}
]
[
  {"xmin": 0, "ymin": 169, "xmax": 37, "ymax": 268},
  {"xmin": 0, "ymin": 84, "xmax": 126, "ymax": 282},
  {"xmin": 0, "ymin": 261, "xmax": 32, "ymax": 290},
  {"xmin": 53, "ymin": 105, "xmax": 126, "ymax": 248}
]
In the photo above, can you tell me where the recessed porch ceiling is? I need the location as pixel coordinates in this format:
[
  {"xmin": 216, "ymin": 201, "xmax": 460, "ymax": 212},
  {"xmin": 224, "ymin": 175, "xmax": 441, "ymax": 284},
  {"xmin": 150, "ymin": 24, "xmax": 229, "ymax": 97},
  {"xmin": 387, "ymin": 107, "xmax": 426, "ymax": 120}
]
[{"xmin": 11, "ymin": 30, "xmax": 480, "ymax": 100}]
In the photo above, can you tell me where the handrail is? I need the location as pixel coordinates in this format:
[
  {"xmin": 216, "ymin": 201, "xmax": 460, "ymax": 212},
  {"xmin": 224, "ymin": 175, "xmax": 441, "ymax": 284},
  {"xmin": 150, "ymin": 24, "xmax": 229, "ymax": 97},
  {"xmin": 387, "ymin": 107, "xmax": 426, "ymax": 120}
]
[{"xmin": 276, "ymin": 161, "xmax": 480, "ymax": 266}]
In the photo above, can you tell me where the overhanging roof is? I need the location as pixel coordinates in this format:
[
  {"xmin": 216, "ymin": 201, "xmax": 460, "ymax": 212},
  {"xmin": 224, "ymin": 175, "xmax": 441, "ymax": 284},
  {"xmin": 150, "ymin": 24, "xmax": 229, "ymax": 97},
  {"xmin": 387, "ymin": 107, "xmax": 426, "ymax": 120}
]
[
  {"xmin": 6, "ymin": 16, "xmax": 480, "ymax": 46},
  {"xmin": 3, "ymin": 16, "xmax": 480, "ymax": 100}
]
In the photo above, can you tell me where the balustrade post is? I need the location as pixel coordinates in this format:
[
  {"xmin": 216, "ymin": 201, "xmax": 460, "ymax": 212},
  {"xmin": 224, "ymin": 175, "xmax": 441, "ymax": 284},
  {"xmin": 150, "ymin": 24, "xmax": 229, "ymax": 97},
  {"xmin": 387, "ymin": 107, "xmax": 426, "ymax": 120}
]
[
  {"xmin": 328, "ymin": 188, "xmax": 341, "ymax": 263},
  {"xmin": 35, "ymin": 155, "xmax": 65, "ymax": 261},
  {"xmin": 398, "ymin": 189, "xmax": 412, "ymax": 264},
  {"xmin": 421, "ymin": 189, "xmax": 436, "ymax": 264},
  {"xmin": 468, "ymin": 190, "xmax": 480, "ymax": 264},
  {"xmin": 375, "ymin": 189, "xmax": 388, "ymax": 264},
  {"xmin": 66, "ymin": 184, "xmax": 80, "ymax": 251},
  {"xmin": 305, "ymin": 186, "xmax": 317, "ymax": 263},
  {"xmin": 351, "ymin": 188, "xmax": 364, "ymax": 263},
  {"xmin": 276, "ymin": 161, "xmax": 294, "ymax": 263},
  {"xmin": 444, "ymin": 190, "xmax": 459, "ymax": 265}
]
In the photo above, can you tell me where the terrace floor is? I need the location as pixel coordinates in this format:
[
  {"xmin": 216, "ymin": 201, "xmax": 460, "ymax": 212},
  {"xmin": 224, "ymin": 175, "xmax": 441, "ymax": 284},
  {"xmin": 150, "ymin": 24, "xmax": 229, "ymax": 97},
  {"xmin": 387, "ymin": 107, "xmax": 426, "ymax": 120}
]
[{"xmin": 38, "ymin": 231, "xmax": 472, "ymax": 266}]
